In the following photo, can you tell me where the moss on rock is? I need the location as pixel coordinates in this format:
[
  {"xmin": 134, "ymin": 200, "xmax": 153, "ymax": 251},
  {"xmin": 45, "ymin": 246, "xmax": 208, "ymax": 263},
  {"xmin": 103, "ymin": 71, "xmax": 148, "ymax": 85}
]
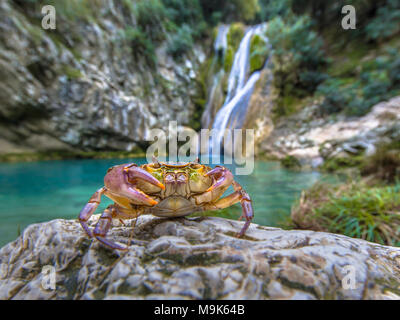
[
  {"xmin": 0, "ymin": 149, "xmax": 146, "ymax": 163},
  {"xmin": 226, "ymin": 23, "xmax": 245, "ymax": 51},
  {"xmin": 249, "ymin": 34, "xmax": 269, "ymax": 73},
  {"xmin": 281, "ymin": 155, "xmax": 301, "ymax": 169},
  {"xmin": 223, "ymin": 46, "xmax": 234, "ymax": 72},
  {"xmin": 321, "ymin": 156, "xmax": 363, "ymax": 172}
]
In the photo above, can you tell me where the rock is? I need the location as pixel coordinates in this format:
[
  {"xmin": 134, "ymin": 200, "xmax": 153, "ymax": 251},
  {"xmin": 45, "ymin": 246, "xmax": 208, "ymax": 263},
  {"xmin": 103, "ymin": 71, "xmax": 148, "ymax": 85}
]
[
  {"xmin": 0, "ymin": 1, "xmax": 205, "ymax": 153},
  {"xmin": 1, "ymin": 215, "xmax": 400, "ymax": 300},
  {"xmin": 260, "ymin": 96, "xmax": 400, "ymax": 165}
]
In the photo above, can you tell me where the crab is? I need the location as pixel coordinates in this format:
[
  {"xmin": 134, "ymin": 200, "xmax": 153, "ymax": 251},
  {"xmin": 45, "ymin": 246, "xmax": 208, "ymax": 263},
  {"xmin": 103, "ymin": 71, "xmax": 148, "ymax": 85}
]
[{"xmin": 78, "ymin": 158, "xmax": 254, "ymax": 250}]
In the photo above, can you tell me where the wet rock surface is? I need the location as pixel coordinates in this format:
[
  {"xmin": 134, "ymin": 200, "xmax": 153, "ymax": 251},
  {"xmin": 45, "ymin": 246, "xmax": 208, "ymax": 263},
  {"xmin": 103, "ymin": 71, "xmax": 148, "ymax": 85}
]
[{"xmin": 1, "ymin": 215, "xmax": 400, "ymax": 300}]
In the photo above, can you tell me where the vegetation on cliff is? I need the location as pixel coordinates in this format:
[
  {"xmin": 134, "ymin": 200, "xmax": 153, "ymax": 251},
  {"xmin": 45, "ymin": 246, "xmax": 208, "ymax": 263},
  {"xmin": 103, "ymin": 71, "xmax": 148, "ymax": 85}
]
[{"xmin": 257, "ymin": 0, "xmax": 400, "ymax": 118}]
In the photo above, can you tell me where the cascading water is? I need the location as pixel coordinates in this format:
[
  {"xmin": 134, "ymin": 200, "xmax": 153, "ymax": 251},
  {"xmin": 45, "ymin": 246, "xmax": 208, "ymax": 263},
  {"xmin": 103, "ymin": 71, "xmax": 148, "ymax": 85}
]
[{"xmin": 208, "ymin": 24, "xmax": 268, "ymax": 154}]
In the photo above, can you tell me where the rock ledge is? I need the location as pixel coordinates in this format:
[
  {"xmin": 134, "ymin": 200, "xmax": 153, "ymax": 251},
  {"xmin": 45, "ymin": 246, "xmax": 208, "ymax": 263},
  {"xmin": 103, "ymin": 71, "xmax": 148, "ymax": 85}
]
[{"xmin": 1, "ymin": 215, "xmax": 400, "ymax": 300}]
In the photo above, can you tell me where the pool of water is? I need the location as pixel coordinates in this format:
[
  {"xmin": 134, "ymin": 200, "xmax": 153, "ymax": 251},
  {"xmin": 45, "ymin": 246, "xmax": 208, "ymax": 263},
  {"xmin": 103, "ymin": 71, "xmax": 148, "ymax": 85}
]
[{"xmin": 0, "ymin": 157, "xmax": 337, "ymax": 247}]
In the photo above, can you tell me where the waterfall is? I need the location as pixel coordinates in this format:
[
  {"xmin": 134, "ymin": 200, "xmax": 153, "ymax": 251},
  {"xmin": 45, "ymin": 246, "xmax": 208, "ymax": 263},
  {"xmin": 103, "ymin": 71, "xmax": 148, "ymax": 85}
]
[
  {"xmin": 208, "ymin": 24, "xmax": 267, "ymax": 154},
  {"xmin": 214, "ymin": 24, "xmax": 230, "ymax": 54}
]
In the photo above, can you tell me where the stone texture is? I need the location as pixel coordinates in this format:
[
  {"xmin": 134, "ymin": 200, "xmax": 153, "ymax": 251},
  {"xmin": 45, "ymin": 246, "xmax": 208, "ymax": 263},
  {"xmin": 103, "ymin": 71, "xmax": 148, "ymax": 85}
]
[
  {"xmin": 0, "ymin": 0, "xmax": 204, "ymax": 153},
  {"xmin": 1, "ymin": 215, "xmax": 400, "ymax": 300},
  {"xmin": 260, "ymin": 96, "xmax": 400, "ymax": 166}
]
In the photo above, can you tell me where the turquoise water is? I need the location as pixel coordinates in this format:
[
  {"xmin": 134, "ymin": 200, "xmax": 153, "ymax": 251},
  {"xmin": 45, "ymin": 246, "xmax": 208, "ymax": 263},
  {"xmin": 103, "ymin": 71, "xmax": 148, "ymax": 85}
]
[{"xmin": 0, "ymin": 157, "xmax": 336, "ymax": 247}]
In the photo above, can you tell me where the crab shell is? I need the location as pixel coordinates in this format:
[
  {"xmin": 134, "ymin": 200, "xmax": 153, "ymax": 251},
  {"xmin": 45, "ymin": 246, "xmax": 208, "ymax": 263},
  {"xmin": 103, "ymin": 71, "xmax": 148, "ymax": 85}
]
[{"xmin": 104, "ymin": 161, "xmax": 218, "ymax": 217}]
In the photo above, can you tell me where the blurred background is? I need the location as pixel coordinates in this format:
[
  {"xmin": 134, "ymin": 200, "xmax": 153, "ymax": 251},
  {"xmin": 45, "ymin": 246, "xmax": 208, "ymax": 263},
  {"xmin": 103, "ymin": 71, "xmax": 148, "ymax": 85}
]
[{"xmin": 0, "ymin": 0, "xmax": 399, "ymax": 247}]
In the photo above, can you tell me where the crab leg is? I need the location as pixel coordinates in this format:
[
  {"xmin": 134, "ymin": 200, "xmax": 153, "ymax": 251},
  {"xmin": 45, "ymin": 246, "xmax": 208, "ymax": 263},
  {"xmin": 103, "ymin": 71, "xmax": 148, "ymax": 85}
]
[
  {"xmin": 78, "ymin": 187, "xmax": 107, "ymax": 238},
  {"xmin": 233, "ymin": 181, "xmax": 254, "ymax": 238},
  {"xmin": 202, "ymin": 180, "xmax": 254, "ymax": 238},
  {"xmin": 93, "ymin": 204, "xmax": 142, "ymax": 251},
  {"xmin": 93, "ymin": 205, "xmax": 128, "ymax": 251}
]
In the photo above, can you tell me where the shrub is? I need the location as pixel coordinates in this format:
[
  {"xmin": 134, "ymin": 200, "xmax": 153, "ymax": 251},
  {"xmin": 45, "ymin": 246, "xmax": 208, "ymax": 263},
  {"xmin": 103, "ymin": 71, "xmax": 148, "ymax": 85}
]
[
  {"xmin": 167, "ymin": 25, "xmax": 194, "ymax": 59},
  {"xmin": 320, "ymin": 156, "xmax": 363, "ymax": 172},
  {"xmin": 258, "ymin": 0, "xmax": 292, "ymax": 20},
  {"xmin": 281, "ymin": 155, "xmax": 301, "ymax": 169},
  {"xmin": 119, "ymin": 26, "xmax": 157, "ymax": 67},
  {"xmin": 317, "ymin": 48, "xmax": 400, "ymax": 116},
  {"xmin": 266, "ymin": 15, "xmax": 326, "ymax": 115},
  {"xmin": 290, "ymin": 181, "xmax": 400, "ymax": 246},
  {"xmin": 365, "ymin": 0, "xmax": 400, "ymax": 41},
  {"xmin": 161, "ymin": 0, "xmax": 204, "ymax": 29},
  {"xmin": 133, "ymin": 0, "xmax": 169, "ymax": 42},
  {"xmin": 198, "ymin": 0, "xmax": 259, "ymax": 23}
]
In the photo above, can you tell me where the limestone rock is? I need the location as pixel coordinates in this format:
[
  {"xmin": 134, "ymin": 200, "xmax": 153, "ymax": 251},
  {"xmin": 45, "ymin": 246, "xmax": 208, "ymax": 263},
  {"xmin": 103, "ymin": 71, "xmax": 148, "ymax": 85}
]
[
  {"xmin": 260, "ymin": 96, "xmax": 400, "ymax": 166},
  {"xmin": 0, "ymin": 1, "xmax": 204, "ymax": 153},
  {"xmin": 1, "ymin": 215, "xmax": 400, "ymax": 300}
]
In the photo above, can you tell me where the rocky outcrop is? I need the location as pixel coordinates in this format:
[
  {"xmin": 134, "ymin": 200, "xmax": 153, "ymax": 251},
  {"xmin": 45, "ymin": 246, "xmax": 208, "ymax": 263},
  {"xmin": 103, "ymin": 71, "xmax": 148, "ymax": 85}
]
[
  {"xmin": 1, "ymin": 214, "xmax": 400, "ymax": 300},
  {"xmin": 0, "ymin": 1, "xmax": 205, "ymax": 153},
  {"xmin": 259, "ymin": 96, "xmax": 400, "ymax": 167}
]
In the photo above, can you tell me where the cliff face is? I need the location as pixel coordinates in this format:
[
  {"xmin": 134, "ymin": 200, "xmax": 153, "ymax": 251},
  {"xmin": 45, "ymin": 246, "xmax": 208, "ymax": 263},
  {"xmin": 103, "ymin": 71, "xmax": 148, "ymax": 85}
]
[
  {"xmin": 0, "ymin": 0, "xmax": 205, "ymax": 153},
  {"xmin": 1, "ymin": 215, "xmax": 400, "ymax": 300},
  {"xmin": 259, "ymin": 96, "xmax": 400, "ymax": 167}
]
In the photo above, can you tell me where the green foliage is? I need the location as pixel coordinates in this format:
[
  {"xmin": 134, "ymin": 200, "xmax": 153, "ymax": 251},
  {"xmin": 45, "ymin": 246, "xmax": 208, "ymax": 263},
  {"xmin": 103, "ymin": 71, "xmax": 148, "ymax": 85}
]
[
  {"xmin": 266, "ymin": 15, "xmax": 326, "ymax": 116},
  {"xmin": 257, "ymin": 0, "xmax": 292, "ymax": 20},
  {"xmin": 16, "ymin": 0, "xmax": 101, "ymax": 21},
  {"xmin": 321, "ymin": 156, "xmax": 364, "ymax": 172},
  {"xmin": 167, "ymin": 25, "xmax": 194, "ymax": 59},
  {"xmin": 62, "ymin": 66, "xmax": 83, "ymax": 80},
  {"xmin": 0, "ymin": 150, "xmax": 146, "ymax": 163},
  {"xmin": 317, "ymin": 48, "xmax": 400, "ymax": 116},
  {"xmin": 290, "ymin": 181, "xmax": 400, "ymax": 246},
  {"xmin": 198, "ymin": 0, "xmax": 259, "ymax": 24},
  {"xmin": 281, "ymin": 155, "xmax": 301, "ymax": 169},
  {"xmin": 365, "ymin": 0, "xmax": 400, "ymax": 41},
  {"xmin": 222, "ymin": 23, "xmax": 245, "ymax": 73},
  {"xmin": 118, "ymin": 26, "xmax": 157, "ymax": 68},
  {"xmin": 162, "ymin": 0, "xmax": 205, "ymax": 32},
  {"xmin": 249, "ymin": 34, "xmax": 269, "ymax": 73},
  {"xmin": 223, "ymin": 47, "xmax": 234, "ymax": 72},
  {"xmin": 133, "ymin": 0, "xmax": 168, "ymax": 42},
  {"xmin": 226, "ymin": 23, "xmax": 245, "ymax": 51}
]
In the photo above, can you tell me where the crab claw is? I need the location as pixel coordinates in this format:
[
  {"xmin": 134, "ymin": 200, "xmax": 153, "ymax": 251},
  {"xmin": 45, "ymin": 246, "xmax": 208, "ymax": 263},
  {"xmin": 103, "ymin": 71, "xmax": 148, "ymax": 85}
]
[
  {"xmin": 124, "ymin": 164, "xmax": 165, "ymax": 190},
  {"xmin": 194, "ymin": 166, "xmax": 234, "ymax": 205},
  {"xmin": 204, "ymin": 166, "xmax": 233, "ymax": 193},
  {"xmin": 104, "ymin": 164, "xmax": 161, "ymax": 207}
]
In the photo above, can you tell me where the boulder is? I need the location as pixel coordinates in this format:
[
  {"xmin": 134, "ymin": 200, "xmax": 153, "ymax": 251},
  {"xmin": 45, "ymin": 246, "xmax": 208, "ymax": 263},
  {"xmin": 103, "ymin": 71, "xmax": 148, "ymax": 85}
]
[{"xmin": 1, "ymin": 215, "xmax": 400, "ymax": 300}]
